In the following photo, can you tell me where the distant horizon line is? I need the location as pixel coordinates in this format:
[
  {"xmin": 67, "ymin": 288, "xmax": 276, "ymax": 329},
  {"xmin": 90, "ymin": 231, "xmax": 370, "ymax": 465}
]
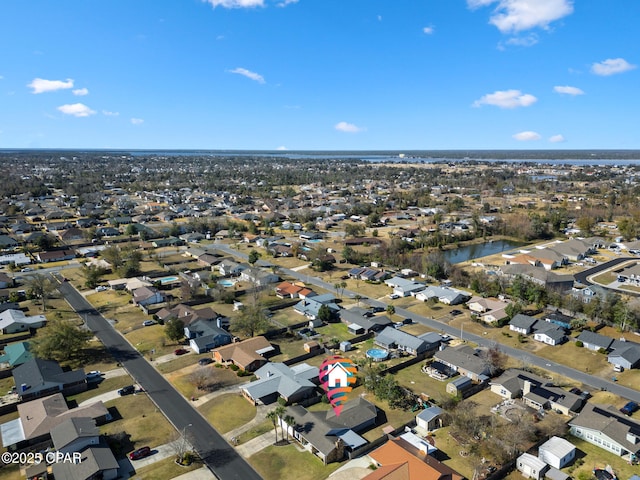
[{"xmin": 2, "ymin": 148, "xmax": 640, "ymax": 153}]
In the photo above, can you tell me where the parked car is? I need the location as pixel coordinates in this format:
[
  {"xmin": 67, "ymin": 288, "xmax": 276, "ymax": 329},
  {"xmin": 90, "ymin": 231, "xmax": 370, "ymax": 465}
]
[
  {"xmin": 620, "ymin": 401, "xmax": 638, "ymax": 416},
  {"xmin": 142, "ymin": 320, "xmax": 156, "ymax": 327},
  {"xmin": 118, "ymin": 385, "xmax": 136, "ymax": 396},
  {"xmin": 129, "ymin": 446, "xmax": 152, "ymax": 460},
  {"xmin": 450, "ymin": 309, "xmax": 462, "ymax": 316},
  {"xmin": 20, "ymin": 267, "xmax": 33, "ymax": 272},
  {"xmin": 86, "ymin": 370, "xmax": 102, "ymax": 380},
  {"xmin": 95, "ymin": 285, "xmax": 108, "ymax": 292},
  {"xmin": 174, "ymin": 348, "xmax": 188, "ymax": 356},
  {"xmin": 393, "ymin": 322, "xmax": 404, "ymax": 329},
  {"xmin": 388, "ymin": 293, "xmax": 400, "ymax": 299},
  {"xmin": 198, "ymin": 358, "xmax": 213, "ymax": 366}
]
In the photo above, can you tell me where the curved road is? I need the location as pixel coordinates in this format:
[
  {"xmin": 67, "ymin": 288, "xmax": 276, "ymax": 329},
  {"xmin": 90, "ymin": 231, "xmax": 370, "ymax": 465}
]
[
  {"xmin": 213, "ymin": 243, "xmax": 640, "ymax": 403},
  {"xmin": 55, "ymin": 274, "xmax": 262, "ymax": 480}
]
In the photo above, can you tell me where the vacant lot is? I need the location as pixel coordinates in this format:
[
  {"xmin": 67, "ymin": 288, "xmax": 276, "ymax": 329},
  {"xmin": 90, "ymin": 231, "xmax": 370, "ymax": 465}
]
[
  {"xmin": 198, "ymin": 393, "xmax": 256, "ymax": 433},
  {"xmin": 165, "ymin": 363, "xmax": 248, "ymax": 400}
]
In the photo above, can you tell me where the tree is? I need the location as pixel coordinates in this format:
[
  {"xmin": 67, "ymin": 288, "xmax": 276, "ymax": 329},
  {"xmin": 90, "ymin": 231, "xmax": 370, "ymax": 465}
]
[
  {"xmin": 26, "ymin": 274, "xmax": 57, "ymax": 312},
  {"xmin": 31, "ymin": 318, "xmax": 93, "ymax": 363},
  {"xmin": 248, "ymin": 249, "xmax": 261, "ymax": 266},
  {"xmin": 81, "ymin": 264, "xmax": 107, "ymax": 289},
  {"xmin": 266, "ymin": 405, "xmax": 286, "ymax": 444},
  {"xmin": 189, "ymin": 366, "xmax": 214, "ymax": 391},
  {"xmin": 165, "ymin": 318, "xmax": 185, "ymax": 343},
  {"xmin": 386, "ymin": 305, "xmax": 396, "ymax": 316},
  {"xmin": 317, "ymin": 304, "xmax": 334, "ymax": 323},
  {"xmin": 482, "ymin": 343, "xmax": 507, "ymax": 376},
  {"xmin": 232, "ymin": 305, "xmax": 271, "ymax": 338},
  {"xmin": 282, "ymin": 414, "xmax": 295, "ymax": 442}
]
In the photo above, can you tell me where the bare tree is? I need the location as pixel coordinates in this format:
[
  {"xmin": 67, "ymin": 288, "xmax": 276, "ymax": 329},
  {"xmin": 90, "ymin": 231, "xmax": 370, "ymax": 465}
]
[
  {"xmin": 189, "ymin": 366, "xmax": 214, "ymax": 391},
  {"xmin": 26, "ymin": 273, "xmax": 57, "ymax": 312}
]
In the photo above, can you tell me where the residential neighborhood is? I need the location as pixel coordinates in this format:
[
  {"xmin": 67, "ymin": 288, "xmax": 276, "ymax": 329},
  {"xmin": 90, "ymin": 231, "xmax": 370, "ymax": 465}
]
[{"xmin": 2, "ymin": 151, "xmax": 640, "ymax": 480}]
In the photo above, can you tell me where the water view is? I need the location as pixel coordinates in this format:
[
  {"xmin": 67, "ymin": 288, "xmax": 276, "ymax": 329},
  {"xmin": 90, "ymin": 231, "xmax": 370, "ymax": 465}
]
[{"xmin": 442, "ymin": 239, "xmax": 524, "ymax": 264}]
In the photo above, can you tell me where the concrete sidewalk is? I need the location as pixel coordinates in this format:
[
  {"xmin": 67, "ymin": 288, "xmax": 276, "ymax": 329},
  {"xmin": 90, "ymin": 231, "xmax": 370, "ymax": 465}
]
[{"xmin": 234, "ymin": 430, "xmax": 276, "ymax": 458}]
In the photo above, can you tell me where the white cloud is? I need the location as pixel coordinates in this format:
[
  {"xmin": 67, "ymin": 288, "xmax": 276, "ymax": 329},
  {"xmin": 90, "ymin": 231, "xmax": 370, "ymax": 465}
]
[
  {"xmin": 468, "ymin": 0, "xmax": 574, "ymax": 33},
  {"xmin": 549, "ymin": 134, "xmax": 565, "ymax": 143},
  {"xmin": 130, "ymin": 118, "xmax": 144, "ymax": 125},
  {"xmin": 28, "ymin": 77, "xmax": 74, "ymax": 94},
  {"xmin": 591, "ymin": 58, "xmax": 637, "ymax": 76},
  {"xmin": 503, "ymin": 33, "xmax": 539, "ymax": 47},
  {"xmin": 57, "ymin": 103, "xmax": 96, "ymax": 117},
  {"xmin": 276, "ymin": 0, "xmax": 298, "ymax": 6},
  {"xmin": 553, "ymin": 85, "xmax": 584, "ymax": 95},
  {"xmin": 102, "ymin": 110, "xmax": 120, "ymax": 116},
  {"xmin": 204, "ymin": 0, "xmax": 263, "ymax": 8},
  {"xmin": 473, "ymin": 89, "xmax": 537, "ymax": 108},
  {"xmin": 335, "ymin": 121, "xmax": 364, "ymax": 133},
  {"xmin": 229, "ymin": 67, "xmax": 265, "ymax": 84},
  {"xmin": 276, "ymin": 146, "xmax": 288, "ymax": 150},
  {"xmin": 72, "ymin": 88, "xmax": 89, "ymax": 96},
  {"xmin": 513, "ymin": 131, "xmax": 541, "ymax": 141},
  {"xmin": 423, "ymin": 26, "xmax": 435, "ymax": 34}
]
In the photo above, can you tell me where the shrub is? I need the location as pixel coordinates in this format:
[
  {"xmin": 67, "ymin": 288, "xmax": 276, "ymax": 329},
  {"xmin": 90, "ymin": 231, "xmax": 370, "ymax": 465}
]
[
  {"xmin": 277, "ymin": 397, "xmax": 287, "ymax": 406},
  {"xmin": 229, "ymin": 364, "xmax": 239, "ymax": 371},
  {"xmin": 575, "ymin": 340, "xmax": 583, "ymax": 347},
  {"xmin": 598, "ymin": 347, "xmax": 606, "ymax": 354}
]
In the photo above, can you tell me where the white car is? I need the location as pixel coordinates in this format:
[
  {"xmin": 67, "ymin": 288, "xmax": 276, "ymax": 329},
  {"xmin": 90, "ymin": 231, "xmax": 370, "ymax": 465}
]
[
  {"xmin": 95, "ymin": 285, "xmax": 108, "ymax": 292},
  {"xmin": 388, "ymin": 293, "xmax": 400, "ymax": 299},
  {"xmin": 86, "ymin": 370, "xmax": 102, "ymax": 380},
  {"xmin": 142, "ymin": 320, "xmax": 156, "ymax": 327}
]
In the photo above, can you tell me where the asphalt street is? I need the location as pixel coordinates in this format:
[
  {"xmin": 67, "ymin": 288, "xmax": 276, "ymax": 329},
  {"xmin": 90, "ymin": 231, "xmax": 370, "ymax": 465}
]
[
  {"xmin": 55, "ymin": 275, "xmax": 262, "ymax": 480},
  {"xmin": 212, "ymin": 242, "xmax": 640, "ymax": 403}
]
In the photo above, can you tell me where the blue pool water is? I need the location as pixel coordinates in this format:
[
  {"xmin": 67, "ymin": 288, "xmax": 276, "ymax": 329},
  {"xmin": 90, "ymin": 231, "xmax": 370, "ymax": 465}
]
[
  {"xmin": 366, "ymin": 348, "xmax": 389, "ymax": 362},
  {"xmin": 218, "ymin": 279, "xmax": 236, "ymax": 287},
  {"xmin": 158, "ymin": 276, "xmax": 179, "ymax": 284}
]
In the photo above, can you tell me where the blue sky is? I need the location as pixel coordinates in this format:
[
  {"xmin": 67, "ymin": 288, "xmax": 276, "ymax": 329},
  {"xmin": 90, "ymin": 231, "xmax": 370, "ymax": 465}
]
[{"xmin": 1, "ymin": 0, "xmax": 638, "ymax": 150}]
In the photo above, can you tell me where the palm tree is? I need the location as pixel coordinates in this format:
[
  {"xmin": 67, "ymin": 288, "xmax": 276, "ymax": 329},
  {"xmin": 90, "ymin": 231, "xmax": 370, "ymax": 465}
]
[
  {"xmin": 283, "ymin": 415, "xmax": 295, "ymax": 442},
  {"xmin": 266, "ymin": 410, "xmax": 279, "ymax": 444}
]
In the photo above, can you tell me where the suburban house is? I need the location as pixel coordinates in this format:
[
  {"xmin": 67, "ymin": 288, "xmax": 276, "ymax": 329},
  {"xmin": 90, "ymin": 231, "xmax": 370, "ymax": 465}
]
[
  {"xmin": 467, "ymin": 296, "xmax": 510, "ymax": 324},
  {"xmin": 107, "ymin": 277, "xmax": 152, "ymax": 291},
  {"xmin": 131, "ymin": 286, "xmax": 165, "ymax": 307},
  {"xmin": 384, "ymin": 277, "xmax": 426, "ymax": 298},
  {"xmin": 569, "ymin": 403, "xmax": 640, "ymax": 457},
  {"xmin": 155, "ymin": 304, "xmax": 223, "ymax": 327},
  {"xmin": 516, "ymin": 452, "xmax": 548, "ymax": 480},
  {"xmin": 218, "ymin": 259, "xmax": 245, "ymax": 277},
  {"xmin": 0, "ymin": 341, "xmax": 33, "ymax": 368},
  {"xmin": 294, "ymin": 293, "xmax": 340, "ymax": 320},
  {"xmin": 509, "ymin": 314, "xmax": 539, "ymax": 335},
  {"xmin": 50, "ymin": 417, "xmax": 101, "ymax": 455},
  {"xmin": 51, "ymin": 444, "xmax": 120, "ymax": 480},
  {"xmin": 415, "ymin": 286, "xmax": 470, "ymax": 305},
  {"xmin": 0, "ymin": 393, "xmax": 110, "ymax": 452},
  {"xmin": 544, "ymin": 311, "xmax": 574, "ymax": 330},
  {"xmin": 532, "ymin": 323, "xmax": 567, "ymax": 346},
  {"xmin": 608, "ymin": 340, "xmax": 640, "ymax": 370},
  {"xmin": 365, "ymin": 436, "xmax": 465, "ymax": 480},
  {"xmin": 341, "ymin": 309, "xmax": 392, "ymax": 334},
  {"xmin": 0, "ymin": 272, "xmax": 13, "ymax": 289},
  {"xmin": 374, "ymin": 327, "xmax": 435, "ymax": 356},
  {"xmin": 490, "ymin": 369, "xmax": 584, "ymax": 415},
  {"xmin": 12, "ymin": 358, "xmax": 87, "ymax": 402},
  {"xmin": 283, "ymin": 396, "xmax": 377, "ymax": 465},
  {"xmin": 538, "ymin": 436, "xmax": 576, "ymax": 469},
  {"xmin": 0, "ymin": 309, "xmax": 47, "ymax": 334},
  {"xmin": 239, "ymin": 267, "xmax": 280, "ymax": 287},
  {"xmin": 242, "ymin": 362, "xmax": 318, "ymax": 405},
  {"xmin": 184, "ymin": 319, "xmax": 232, "ymax": 354},
  {"xmin": 212, "ymin": 336, "xmax": 276, "ymax": 372},
  {"xmin": 35, "ymin": 249, "xmax": 76, "ymax": 263},
  {"xmin": 433, "ymin": 345, "xmax": 490, "ymax": 381},
  {"xmin": 576, "ymin": 331, "xmax": 614, "ymax": 351},
  {"xmin": 499, "ymin": 264, "xmax": 575, "ymax": 292},
  {"xmin": 525, "ymin": 248, "xmax": 566, "ymax": 270},
  {"xmin": 275, "ymin": 281, "xmax": 309, "ymax": 299}
]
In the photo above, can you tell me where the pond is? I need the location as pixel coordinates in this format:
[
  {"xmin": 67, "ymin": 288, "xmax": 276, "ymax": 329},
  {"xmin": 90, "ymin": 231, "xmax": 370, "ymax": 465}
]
[{"xmin": 442, "ymin": 240, "xmax": 524, "ymax": 264}]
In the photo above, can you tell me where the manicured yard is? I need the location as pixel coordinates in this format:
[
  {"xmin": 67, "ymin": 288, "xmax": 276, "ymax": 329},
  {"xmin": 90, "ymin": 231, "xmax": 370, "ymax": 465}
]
[
  {"xmin": 249, "ymin": 443, "xmax": 342, "ymax": 480},
  {"xmin": 101, "ymin": 394, "xmax": 176, "ymax": 455},
  {"xmin": 132, "ymin": 456, "xmax": 203, "ymax": 479},
  {"xmin": 165, "ymin": 363, "xmax": 248, "ymax": 400},
  {"xmin": 198, "ymin": 393, "xmax": 256, "ymax": 433},
  {"xmin": 237, "ymin": 419, "xmax": 273, "ymax": 445},
  {"xmin": 565, "ymin": 437, "xmax": 639, "ymax": 480}
]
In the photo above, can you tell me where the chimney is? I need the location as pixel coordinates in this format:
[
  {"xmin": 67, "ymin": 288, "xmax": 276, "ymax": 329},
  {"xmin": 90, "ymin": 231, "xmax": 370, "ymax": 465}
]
[
  {"xmin": 627, "ymin": 432, "xmax": 638, "ymax": 444},
  {"xmin": 523, "ymin": 380, "xmax": 532, "ymax": 396}
]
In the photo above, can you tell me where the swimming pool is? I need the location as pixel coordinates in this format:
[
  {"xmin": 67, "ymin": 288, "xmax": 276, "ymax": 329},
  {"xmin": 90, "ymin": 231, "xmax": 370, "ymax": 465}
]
[
  {"xmin": 158, "ymin": 276, "xmax": 179, "ymax": 285},
  {"xmin": 366, "ymin": 348, "xmax": 389, "ymax": 362},
  {"xmin": 218, "ymin": 279, "xmax": 236, "ymax": 287}
]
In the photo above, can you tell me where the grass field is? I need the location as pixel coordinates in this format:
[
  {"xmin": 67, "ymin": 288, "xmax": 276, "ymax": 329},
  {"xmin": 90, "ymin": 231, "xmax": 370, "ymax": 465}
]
[
  {"xmin": 198, "ymin": 393, "xmax": 256, "ymax": 433},
  {"xmin": 165, "ymin": 363, "xmax": 248, "ymax": 400},
  {"xmin": 249, "ymin": 444, "xmax": 342, "ymax": 480},
  {"xmin": 131, "ymin": 457, "xmax": 203, "ymax": 479}
]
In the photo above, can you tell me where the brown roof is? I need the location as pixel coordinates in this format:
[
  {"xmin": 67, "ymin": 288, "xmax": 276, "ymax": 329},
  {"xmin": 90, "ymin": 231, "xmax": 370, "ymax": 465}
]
[
  {"xmin": 18, "ymin": 393, "xmax": 109, "ymax": 441},
  {"xmin": 368, "ymin": 438, "xmax": 465, "ymax": 480},
  {"xmin": 213, "ymin": 336, "xmax": 272, "ymax": 370}
]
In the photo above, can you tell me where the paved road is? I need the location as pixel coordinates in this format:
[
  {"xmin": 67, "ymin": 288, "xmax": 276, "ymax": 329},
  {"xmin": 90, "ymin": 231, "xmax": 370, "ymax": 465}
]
[
  {"xmin": 574, "ymin": 256, "xmax": 635, "ymax": 286},
  {"xmin": 55, "ymin": 275, "xmax": 262, "ymax": 480},
  {"xmin": 211, "ymin": 243, "xmax": 640, "ymax": 403}
]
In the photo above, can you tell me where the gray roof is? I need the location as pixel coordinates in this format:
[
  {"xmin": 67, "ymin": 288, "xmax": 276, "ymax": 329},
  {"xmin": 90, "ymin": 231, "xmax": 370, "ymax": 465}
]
[
  {"xmin": 533, "ymin": 323, "xmax": 567, "ymax": 342},
  {"xmin": 52, "ymin": 445, "xmax": 119, "ymax": 480},
  {"xmin": 569, "ymin": 403, "xmax": 640, "ymax": 454},
  {"xmin": 13, "ymin": 359, "xmax": 85, "ymax": 397},
  {"xmin": 510, "ymin": 314, "xmax": 539, "ymax": 330},
  {"xmin": 417, "ymin": 406, "xmax": 443, "ymax": 423},
  {"xmin": 51, "ymin": 417, "xmax": 99, "ymax": 450},
  {"xmin": 244, "ymin": 362, "xmax": 318, "ymax": 401},
  {"xmin": 434, "ymin": 345, "xmax": 489, "ymax": 376},
  {"xmin": 375, "ymin": 327, "xmax": 428, "ymax": 353},
  {"xmin": 576, "ymin": 330, "xmax": 614, "ymax": 349},
  {"xmin": 491, "ymin": 369, "xmax": 547, "ymax": 395},
  {"xmin": 539, "ymin": 436, "xmax": 575, "ymax": 459},
  {"xmin": 417, "ymin": 331, "xmax": 444, "ymax": 345},
  {"xmin": 609, "ymin": 344, "xmax": 640, "ymax": 366}
]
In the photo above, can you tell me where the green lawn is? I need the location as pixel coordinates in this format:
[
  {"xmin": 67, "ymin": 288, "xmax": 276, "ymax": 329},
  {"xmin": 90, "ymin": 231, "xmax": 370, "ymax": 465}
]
[
  {"xmin": 131, "ymin": 456, "xmax": 203, "ymax": 479},
  {"xmin": 249, "ymin": 444, "xmax": 342, "ymax": 480},
  {"xmin": 67, "ymin": 376, "xmax": 134, "ymax": 405},
  {"xmin": 566, "ymin": 437, "xmax": 640, "ymax": 480},
  {"xmin": 198, "ymin": 393, "xmax": 256, "ymax": 433},
  {"xmin": 237, "ymin": 419, "xmax": 273, "ymax": 445}
]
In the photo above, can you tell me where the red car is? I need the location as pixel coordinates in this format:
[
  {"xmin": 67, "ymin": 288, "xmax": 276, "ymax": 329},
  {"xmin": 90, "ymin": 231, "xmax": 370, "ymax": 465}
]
[
  {"xmin": 174, "ymin": 348, "xmax": 188, "ymax": 356},
  {"xmin": 129, "ymin": 446, "xmax": 151, "ymax": 460}
]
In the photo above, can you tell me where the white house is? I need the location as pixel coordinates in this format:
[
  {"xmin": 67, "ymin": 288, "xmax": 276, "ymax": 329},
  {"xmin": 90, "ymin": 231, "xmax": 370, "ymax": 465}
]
[
  {"xmin": 516, "ymin": 452, "xmax": 548, "ymax": 480},
  {"xmin": 538, "ymin": 436, "xmax": 576, "ymax": 469},
  {"xmin": 0, "ymin": 309, "xmax": 47, "ymax": 334}
]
